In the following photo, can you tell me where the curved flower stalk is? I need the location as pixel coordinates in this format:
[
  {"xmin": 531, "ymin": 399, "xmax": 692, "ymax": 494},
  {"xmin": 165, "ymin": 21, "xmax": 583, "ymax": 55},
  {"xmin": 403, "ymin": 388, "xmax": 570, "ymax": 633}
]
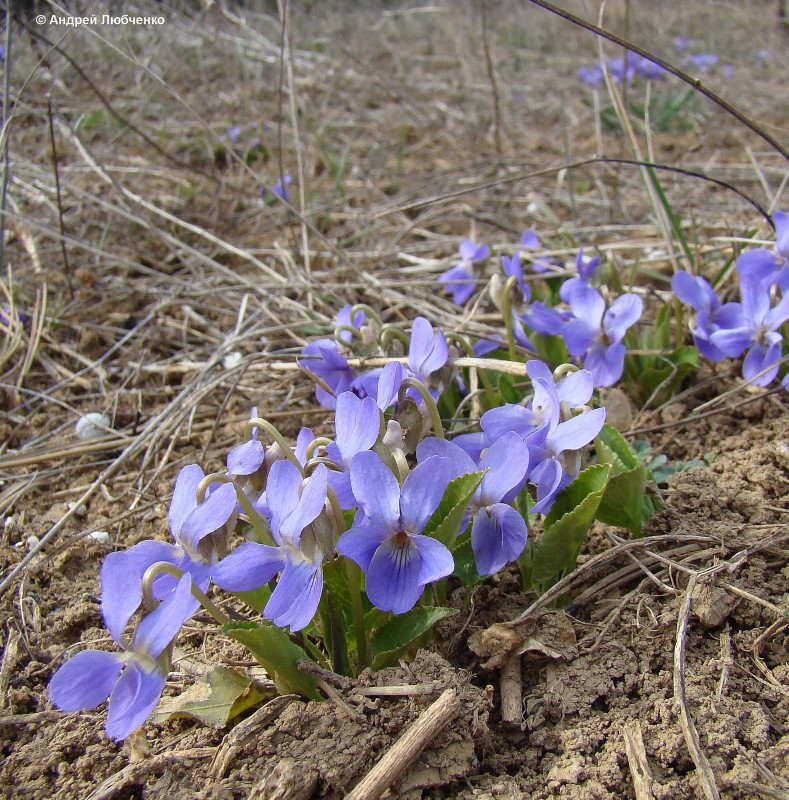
[
  {"xmin": 212, "ymin": 461, "xmax": 329, "ymax": 631},
  {"xmin": 338, "ymin": 452, "xmax": 455, "ymax": 613},
  {"xmin": 49, "ymin": 573, "xmax": 196, "ymax": 741},
  {"xmin": 100, "ymin": 464, "xmax": 238, "ymax": 644}
]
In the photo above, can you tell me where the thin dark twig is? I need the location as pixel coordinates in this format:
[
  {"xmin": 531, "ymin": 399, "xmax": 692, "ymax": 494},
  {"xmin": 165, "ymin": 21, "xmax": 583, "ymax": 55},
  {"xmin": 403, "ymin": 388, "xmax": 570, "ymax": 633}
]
[
  {"xmin": 524, "ymin": 0, "xmax": 789, "ymax": 162},
  {"xmin": 396, "ymin": 156, "xmax": 774, "ymax": 227},
  {"xmin": 46, "ymin": 98, "xmax": 74, "ymax": 300},
  {"xmin": 479, "ymin": 0, "xmax": 502, "ymax": 156},
  {"xmin": 0, "ymin": 5, "xmax": 13, "ymax": 272}
]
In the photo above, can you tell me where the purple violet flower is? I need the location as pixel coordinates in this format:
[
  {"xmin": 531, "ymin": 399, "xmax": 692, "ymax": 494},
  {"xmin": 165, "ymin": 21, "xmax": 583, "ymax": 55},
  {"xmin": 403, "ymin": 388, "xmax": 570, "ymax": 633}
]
[
  {"xmin": 633, "ymin": 56, "xmax": 668, "ymax": 80},
  {"xmin": 439, "ymin": 240, "xmax": 489, "ymax": 305},
  {"xmin": 559, "ymin": 249, "xmax": 603, "ymax": 303},
  {"xmin": 563, "ymin": 287, "xmax": 643, "ymax": 387},
  {"xmin": 325, "ymin": 392, "xmax": 381, "ymax": 508},
  {"xmin": 502, "ymin": 252, "xmax": 531, "ymax": 301},
  {"xmin": 736, "ymin": 211, "xmax": 789, "ymax": 290},
  {"xmin": 227, "ymin": 125, "xmax": 242, "ymax": 145},
  {"xmin": 709, "ymin": 276, "xmax": 789, "ymax": 386},
  {"xmin": 338, "ymin": 452, "xmax": 454, "ymax": 613},
  {"xmin": 416, "ymin": 433, "xmax": 530, "ymax": 575},
  {"xmin": 408, "ymin": 316, "xmax": 449, "ymax": 389},
  {"xmin": 268, "ymin": 175, "xmax": 293, "ymax": 201},
  {"xmin": 50, "ymin": 573, "xmax": 196, "ymax": 740},
  {"xmin": 519, "ymin": 228, "xmax": 556, "ymax": 274},
  {"xmin": 212, "ymin": 461, "xmax": 329, "ymax": 631},
  {"xmin": 577, "ymin": 64, "xmax": 604, "ymax": 86},
  {"xmin": 671, "ymin": 271, "xmax": 744, "ymax": 362},
  {"xmin": 299, "ymin": 338, "xmax": 359, "ymax": 409},
  {"xmin": 100, "ymin": 464, "xmax": 238, "ymax": 645},
  {"xmin": 335, "ymin": 304, "xmax": 366, "ymax": 343}
]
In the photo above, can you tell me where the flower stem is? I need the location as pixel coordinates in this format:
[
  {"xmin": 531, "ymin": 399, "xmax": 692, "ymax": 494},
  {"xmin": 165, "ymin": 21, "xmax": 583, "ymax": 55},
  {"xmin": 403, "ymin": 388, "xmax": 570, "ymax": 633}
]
[
  {"xmin": 501, "ymin": 275, "xmax": 519, "ymax": 361},
  {"xmin": 196, "ymin": 472, "xmax": 275, "ymax": 546},
  {"xmin": 345, "ymin": 557, "xmax": 370, "ymax": 668},
  {"xmin": 142, "ymin": 561, "xmax": 231, "ymax": 626},
  {"xmin": 398, "ymin": 377, "xmax": 444, "ymax": 439},
  {"xmin": 246, "ymin": 417, "xmax": 305, "ymax": 475}
]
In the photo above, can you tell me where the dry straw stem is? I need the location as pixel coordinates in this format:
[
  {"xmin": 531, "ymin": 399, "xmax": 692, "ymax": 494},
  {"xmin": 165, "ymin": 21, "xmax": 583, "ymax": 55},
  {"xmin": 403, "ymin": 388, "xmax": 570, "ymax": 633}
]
[
  {"xmin": 345, "ymin": 687, "xmax": 462, "ymax": 800},
  {"xmin": 673, "ymin": 573, "xmax": 721, "ymax": 800}
]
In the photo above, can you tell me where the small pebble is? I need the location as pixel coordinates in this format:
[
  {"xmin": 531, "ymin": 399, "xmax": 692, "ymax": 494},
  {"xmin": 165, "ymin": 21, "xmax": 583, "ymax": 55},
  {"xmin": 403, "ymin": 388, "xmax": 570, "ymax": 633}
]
[
  {"xmin": 67, "ymin": 502, "xmax": 87, "ymax": 518},
  {"xmin": 75, "ymin": 412, "xmax": 110, "ymax": 440},
  {"xmin": 223, "ymin": 351, "xmax": 243, "ymax": 369},
  {"xmin": 87, "ymin": 530, "xmax": 110, "ymax": 543}
]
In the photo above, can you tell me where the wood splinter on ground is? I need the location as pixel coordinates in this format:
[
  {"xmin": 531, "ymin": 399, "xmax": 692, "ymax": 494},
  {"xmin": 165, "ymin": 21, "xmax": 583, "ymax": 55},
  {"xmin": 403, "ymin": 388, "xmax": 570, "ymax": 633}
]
[
  {"xmin": 345, "ymin": 687, "xmax": 462, "ymax": 800},
  {"xmin": 499, "ymin": 652, "xmax": 523, "ymax": 728},
  {"xmin": 623, "ymin": 719, "xmax": 656, "ymax": 800}
]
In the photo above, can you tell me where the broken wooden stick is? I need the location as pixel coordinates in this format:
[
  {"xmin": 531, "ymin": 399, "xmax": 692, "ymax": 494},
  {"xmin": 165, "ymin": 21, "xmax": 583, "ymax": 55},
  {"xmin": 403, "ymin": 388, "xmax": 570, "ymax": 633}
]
[{"xmin": 345, "ymin": 687, "xmax": 462, "ymax": 800}]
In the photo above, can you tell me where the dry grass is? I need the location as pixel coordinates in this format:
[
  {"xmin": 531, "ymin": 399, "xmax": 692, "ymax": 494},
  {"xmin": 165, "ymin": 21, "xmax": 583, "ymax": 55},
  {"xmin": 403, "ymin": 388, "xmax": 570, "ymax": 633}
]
[{"xmin": 0, "ymin": 0, "xmax": 787, "ymax": 591}]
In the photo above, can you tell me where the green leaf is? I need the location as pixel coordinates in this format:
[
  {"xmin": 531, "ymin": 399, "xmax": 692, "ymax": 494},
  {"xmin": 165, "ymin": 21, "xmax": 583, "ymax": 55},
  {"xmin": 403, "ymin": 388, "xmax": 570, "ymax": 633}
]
[
  {"xmin": 595, "ymin": 464, "xmax": 649, "ymax": 535},
  {"xmin": 530, "ymin": 464, "xmax": 610, "ymax": 589},
  {"xmin": 451, "ymin": 531, "xmax": 483, "ymax": 586},
  {"xmin": 233, "ymin": 585, "xmax": 271, "ymax": 614},
  {"xmin": 530, "ymin": 333, "xmax": 569, "ymax": 367},
  {"xmin": 224, "ymin": 621, "xmax": 321, "ymax": 700},
  {"xmin": 370, "ymin": 606, "xmax": 457, "ymax": 669},
  {"xmin": 152, "ymin": 666, "xmax": 270, "ymax": 728},
  {"xmin": 595, "ymin": 424, "xmax": 640, "ymax": 473},
  {"xmin": 497, "ymin": 373, "xmax": 521, "ymax": 404},
  {"xmin": 422, "ymin": 470, "xmax": 486, "ymax": 548}
]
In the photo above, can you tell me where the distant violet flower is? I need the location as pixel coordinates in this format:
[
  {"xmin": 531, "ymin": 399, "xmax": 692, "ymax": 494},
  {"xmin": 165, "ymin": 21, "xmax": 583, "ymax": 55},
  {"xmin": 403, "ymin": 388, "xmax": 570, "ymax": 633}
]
[
  {"xmin": 519, "ymin": 228, "xmax": 555, "ymax": 274},
  {"xmin": 439, "ymin": 240, "xmax": 489, "ymax": 304},
  {"xmin": 338, "ymin": 452, "xmax": 454, "ymax": 613},
  {"xmin": 674, "ymin": 37, "xmax": 691, "ymax": 51},
  {"xmin": 559, "ymin": 249, "xmax": 602, "ymax": 302},
  {"xmin": 671, "ymin": 271, "xmax": 744, "ymax": 361},
  {"xmin": 227, "ymin": 125, "xmax": 242, "ymax": 144},
  {"xmin": 563, "ymin": 287, "xmax": 643, "ymax": 387},
  {"xmin": 606, "ymin": 57, "xmax": 635, "ymax": 82},
  {"xmin": 520, "ymin": 301, "xmax": 567, "ymax": 336},
  {"xmin": 335, "ymin": 304, "xmax": 365, "ymax": 343},
  {"xmin": 633, "ymin": 56, "xmax": 668, "ymax": 80},
  {"xmin": 299, "ymin": 339, "xmax": 358, "ymax": 409},
  {"xmin": 473, "ymin": 336, "xmax": 504, "ymax": 357},
  {"xmin": 269, "ymin": 175, "xmax": 293, "ymax": 201},
  {"xmin": 227, "ymin": 407, "xmax": 265, "ymax": 479},
  {"xmin": 50, "ymin": 573, "xmax": 196, "ymax": 741},
  {"xmin": 710, "ymin": 276, "xmax": 789, "ymax": 386},
  {"xmin": 502, "ymin": 252, "xmax": 531, "ymax": 301},
  {"xmin": 408, "ymin": 316, "xmax": 448, "ymax": 389},
  {"xmin": 686, "ymin": 53, "xmax": 718, "ymax": 72},
  {"xmin": 212, "ymin": 461, "xmax": 329, "ymax": 631},
  {"xmin": 528, "ymin": 401, "xmax": 607, "ymax": 513},
  {"xmin": 577, "ymin": 64, "xmax": 603, "ymax": 86}
]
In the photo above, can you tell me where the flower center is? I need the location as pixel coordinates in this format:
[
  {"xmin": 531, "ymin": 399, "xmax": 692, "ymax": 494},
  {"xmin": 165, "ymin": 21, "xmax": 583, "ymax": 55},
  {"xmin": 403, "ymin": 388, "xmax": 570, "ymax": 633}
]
[{"xmin": 394, "ymin": 530, "xmax": 409, "ymax": 547}]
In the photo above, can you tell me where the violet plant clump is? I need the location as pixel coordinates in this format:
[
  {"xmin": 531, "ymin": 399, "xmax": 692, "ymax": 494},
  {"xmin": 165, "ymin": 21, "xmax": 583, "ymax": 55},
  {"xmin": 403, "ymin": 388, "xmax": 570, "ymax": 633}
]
[{"xmin": 51, "ymin": 205, "xmax": 789, "ymax": 742}]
